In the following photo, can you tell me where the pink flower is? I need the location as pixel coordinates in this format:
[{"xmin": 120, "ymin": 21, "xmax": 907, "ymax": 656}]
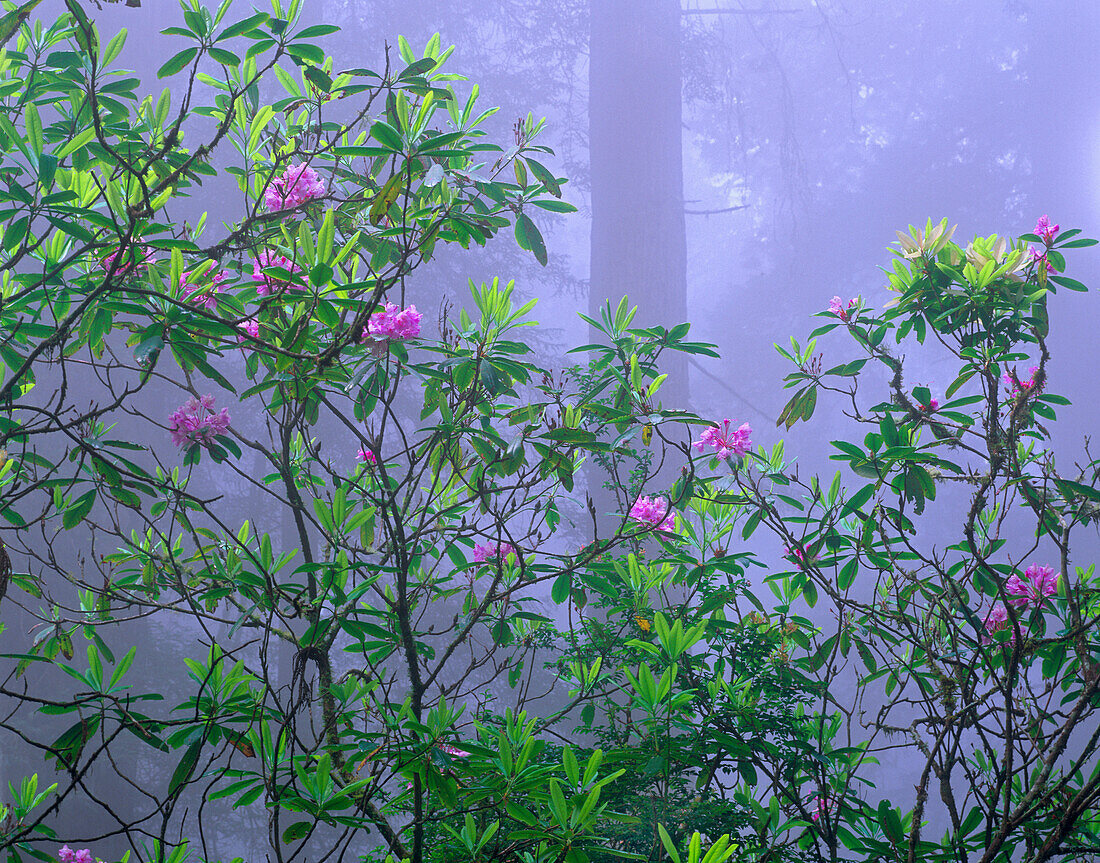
[
  {"xmin": 811, "ymin": 795, "xmax": 831, "ymax": 823},
  {"xmin": 100, "ymin": 245, "xmax": 152, "ymax": 277},
  {"xmin": 178, "ymin": 268, "xmax": 229, "ymax": 311},
  {"xmin": 913, "ymin": 389, "xmax": 938, "ymax": 412},
  {"xmin": 169, "ymin": 395, "xmax": 231, "ymax": 448},
  {"xmin": 828, "ymin": 296, "xmax": 857, "ymax": 321},
  {"xmin": 356, "ymin": 447, "xmax": 376, "ymax": 465},
  {"xmin": 1004, "ymin": 366, "xmax": 1040, "ymax": 398},
  {"xmin": 1005, "ymin": 564, "xmax": 1058, "ymax": 608},
  {"xmin": 693, "ymin": 419, "xmax": 752, "ymax": 460},
  {"xmin": 473, "ymin": 542, "xmax": 517, "ymax": 563},
  {"xmin": 629, "ymin": 495, "xmax": 676, "ymax": 532},
  {"xmin": 1034, "ymin": 215, "xmax": 1059, "ymax": 244},
  {"xmin": 439, "ymin": 743, "xmax": 468, "ymax": 757},
  {"xmin": 984, "ymin": 603, "xmax": 1007, "ymax": 632},
  {"xmin": 785, "ymin": 546, "xmax": 807, "ymax": 569},
  {"xmin": 264, "ymin": 163, "xmax": 326, "ymax": 212},
  {"xmin": 237, "ymin": 318, "xmax": 259, "ymax": 343},
  {"xmin": 253, "ymin": 250, "xmax": 304, "ymax": 295},
  {"xmin": 1028, "ymin": 247, "xmax": 1059, "ymax": 275},
  {"xmin": 58, "ymin": 849, "xmax": 94, "ymax": 863},
  {"xmin": 983, "ymin": 603, "xmax": 1022, "ymax": 643},
  {"xmin": 365, "ymin": 302, "xmax": 422, "ymax": 340}
]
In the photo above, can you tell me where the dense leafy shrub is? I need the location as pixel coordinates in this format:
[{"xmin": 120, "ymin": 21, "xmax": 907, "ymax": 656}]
[{"xmin": 0, "ymin": 2, "xmax": 1098, "ymax": 863}]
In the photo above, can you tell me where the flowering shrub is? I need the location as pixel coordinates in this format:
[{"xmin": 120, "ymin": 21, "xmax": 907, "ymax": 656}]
[
  {"xmin": 167, "ymin": 395, "xmax": 231, "ymax": 448},
  {"xmin": 1005, "ymin": 563, "xmax": 1059, "ymax": 607},
  {"xmin": 252, "ymin": 250, "xmax": 304, "ymax": 294},
  {"xmin": 263, "ymin": 162, "xmax": 326, "ymax": 212},
  {"xmin": 473, "ymin": 541, "xmax": 518, "ymax": 562},
  {"xmin": 693, "ymin": 418, "xmax": 752, "ymax": 459},
  {"xmin": 177, "ymin": 267, "xmax": 229, "ymax": 310},
  {"xmin": 629, "ymin": 494, "xmax": 676, "ymax": 532},
  {"xmin": 0, "ymin": 4, "xmax": 1097, "ymax": 863},
  {"xmin": 365, "ymin": 301, "xmax": 423, "ymax": 340}
]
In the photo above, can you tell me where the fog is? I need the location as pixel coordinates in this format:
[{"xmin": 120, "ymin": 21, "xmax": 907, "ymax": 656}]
[{"xmin": 4, "ymin": 1, "xmax": 1100, "ymax": 861}]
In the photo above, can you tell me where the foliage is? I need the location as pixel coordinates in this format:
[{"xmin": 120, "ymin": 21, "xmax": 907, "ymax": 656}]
[{"xmin": 0, "ymin": 2, "xmax": 1098, "ymax": 863}]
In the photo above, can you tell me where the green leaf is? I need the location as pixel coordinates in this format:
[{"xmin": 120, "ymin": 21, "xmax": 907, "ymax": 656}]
[
  {"xmin": 0, "ymin": 0, "xmax": 45, "ymax": 49},
  {"xmin": 524, "ymin": 157, "xmax": 562, "ymax": 196},
  {"xmin": 158, "ymin": 47, "xmax": 198, "ymax": 79},
  {"xmin": 838, "ymin": 558, "xmax": 858, "ymax": 591},
  {"xmin": 207, "ymin": 46, "xmax": 241, "ymax": 66},
  {"xmin": 369, "ymin": 173, "xmax": 403, "ymax": 226},
  {"xmin": 216, "ymin": 11, "xmax": 269, "ymax": 40},
  {"xmin": 551, "ymin": 571, "xmax": 571, "ymax": 604},
  {"xmin": 167, "ymin": 738, "xmax": 203, "ymax": 798},
  {"xmin": 281, "ymin": 821, "xmax": 312, "ymax": 843},
  {"xmin": 515, "ymin": 213, "xmax": 547, "ymax": 265},
  {"xmin": 63, "ymin": 490, "xmax": 96, "ymax": 529},
  {"xmin": 303, "ymin": 65, "xmax": 332, "ymax": 93},
  {"xmin": 370, "ymin": 120, "xmax": 403, "ymax": 151}
]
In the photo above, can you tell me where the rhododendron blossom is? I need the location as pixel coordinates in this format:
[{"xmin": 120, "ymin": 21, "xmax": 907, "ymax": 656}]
[
  {"xmin": 785, "ymin": 546, "xmax": 807, "ymax": 568},
  {"xmin": 253, "ymin": 251, "xmax": 304, "ymax": 295},
  {"xmin": 693, "ymin": 419, "xmax": 752, "ymax": 460},
  {"xmin": 828, "ymin": 296, "xmax": 857, "ymax": 321},
  {"xmin": 264, "ymin": 162, "xmax": 325, "ymax": 212},
  {"xmin": 365, "ymin": 302, "xmax": 422, "ymax": 340},
  {"xmin": 439, "ymin": 743, "xmax": 468, "ymax": 757},
  {"xmin": 1034, "ymin": 214, "xmax": 1059, "ymax": 244},
  {"xmin": 473, "ymin": 541, "xmax": 517, "ymax": 563},
  {"xmin": 1004, "ymin": 366, "xmax": 1040, "ymax": 398},
  {"xmin": 169, "ymin": 395, "xmax": 230, "ymax": 448},
  {"xmin": 178, "ymin": 268, "xmax": 228, "ymax": 311},
  {"xmin": 983, "ymin": 603, "xmax": 1021, "ymax": 642},
  {"xmin": 356, "ymin": 447, "xmax": 376, "ymax": 465},
  {"xmin": 237, "ymin": 318, "xmax": 259, "ymax": 342},
  {"xmin": 58, "ymin": 848, "xmax": 95, "ymax": 863},
  {"xmin": 1005, "ymin": 564, "xmax": 1058, "ymax": 608},
  {"xmin": 1028, "ymin": 247, "xmax": 1059, "ymax": 276},
  {"xmin": 629, "ymin": 495, "xmax": 676, "ymax": 532},
  {"xmin": 100, "ymin": 245, "xmax": 152, "ymax": 277},
  {"xmin": 811, "ymin": 796, "xmax": 832, "ymax": 823}
]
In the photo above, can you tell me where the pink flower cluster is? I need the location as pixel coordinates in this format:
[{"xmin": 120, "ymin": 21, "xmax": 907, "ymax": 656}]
[
  {"xmin": 983, "ymin": 604, "xmax": 1016, "ymax": 642},
  {"xmin": 694, "ymin": 419, "xmax": 752, "ymax": 460},
  {"xmin": 237, "ymin": 318, "xmax": 260, "ymax": 342},
  {"xmin": 439, "ymin": 743, "xmax": 468, "ymax": 757},
  {"xmin": 1034, "ymin": 215, "xmax": 1059, "ymax": 244},
  {"xmin": 365, "ymin": 302, "xmax": 422, "ymax": 340},
  {"xmin": 1004, "ymin": 366, "xmax": 1040, "ymax": 398},
  {"xmin": 264, "ymin": 162, "xmax": 326, "ymax": 212},
  {"xmin": 629, "ymin": 495, "xmax": 675, "ymax": 532},
  {"xmin": 473, "ymin": 541, "xmax": 517, "ymax": 563},
  {"xmin": 1028, "ymin": 247, "xmax": 1059, "ymax": 276},
  {"xmin": 100, "ymin": 245, "xmax": 152, "ymax": 277},
  {"xmin": 58, "ymin": 848, "xmax": 95, "ymax": 863},
  {"xmin": 178, "ymin": 268, "xmax": 229, "ymax": 311},
  {"xmin": 810, "ymin": 795, "xmax": 831, "ymax": 823},
  {"xmin": 828, "ymin": 296, "xmax": 857, "ymax": 321},
  {"xmin": 1005, "ymin": 564, "xmax": 1058, "ymax": 608},
  {"xmin": 169, "ymin": 395, "xmax": 231, "ymax": 448},
  {"xmin": 356, "ymin": 447, "xmax": 377, "ymax": 465},
  {"xmin": 253, "ymin": 251, "xmax": 304, "ymax": 295},
  {"xmin": 785, "ymin": 546, "xmax": 807, "ymax": 569}
]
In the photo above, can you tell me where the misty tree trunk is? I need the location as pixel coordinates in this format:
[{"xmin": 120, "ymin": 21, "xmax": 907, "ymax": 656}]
[{"xmin": 589, "ymin": 0, "xmax": 688, "ymax": 405}]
